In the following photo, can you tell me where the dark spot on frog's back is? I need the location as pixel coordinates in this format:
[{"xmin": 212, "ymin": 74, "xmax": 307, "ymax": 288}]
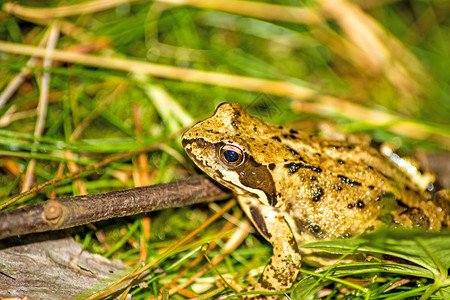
[
  {"xmin": 238, "ymin": 156, "xmax": 278, "ymax": 206},
  {"xmin": 286, "ymin": 146, "xmax": 300, "ymax": 157},
  {"xmin": 285, "ymin": 162, "xmax": 322, "ymax": 174},
  {"xmin": 293, "ymin": 218, "xmax": 326, "ymax": 238},
  {"xmin": 311, "ymin": 224, "xmax": 322, "ymax": 234},
  {"xmin": 268, "ymin": 163, "xmax": 276, "ymax": 170},
  {"xmin": 250, "ymin": 206, "xmax": 270, "ymax": 239},
  {"xmin": 282, "ymin": 134, "xmax": 297, "ymax": 140},
  {"xmin": 312, "ymin": 188, "xmax": 324, "ymax": 202},
  {"xmin": 329, "ymin": 144, "xmax": 355, "ymax": 151},
  {"xmin": 271, "ymin": 136, "xmax": 281, "ymax": 142},
  {"xmin": 337, "ymin": 175, "xmax": 361, "ymax": 186}
]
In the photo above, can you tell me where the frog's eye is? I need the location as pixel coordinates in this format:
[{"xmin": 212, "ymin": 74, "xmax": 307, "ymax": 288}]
[{"xmin": 219, "ymin": 144, "xmax": 245, "ymax": 167}]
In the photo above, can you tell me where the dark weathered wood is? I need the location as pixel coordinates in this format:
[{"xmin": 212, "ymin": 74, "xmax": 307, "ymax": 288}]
[{"xmin": 0, "ymin": 177, "xmax": 231, "ymax": 240}]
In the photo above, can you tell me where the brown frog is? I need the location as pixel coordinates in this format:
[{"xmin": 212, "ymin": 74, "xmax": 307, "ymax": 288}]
[{"xmin": 182, "ymin": 102, "xmax": 449, "ymax": 296}]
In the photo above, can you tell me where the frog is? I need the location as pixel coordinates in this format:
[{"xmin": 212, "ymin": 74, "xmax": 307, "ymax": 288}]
[{"xmin": 181, "ymin": 102, "xmax": 450, "ymax": 297}]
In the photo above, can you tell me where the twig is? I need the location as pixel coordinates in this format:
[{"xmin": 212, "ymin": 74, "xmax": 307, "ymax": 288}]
[{"xmin": 0, "ymin": 176, "xmax": 231, "ymax": 240}]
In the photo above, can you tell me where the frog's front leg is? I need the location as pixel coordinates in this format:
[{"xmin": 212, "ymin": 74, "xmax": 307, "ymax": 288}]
[{"xmin": 238, "ymin": 196, "xmax": 301, "ymax": 297}]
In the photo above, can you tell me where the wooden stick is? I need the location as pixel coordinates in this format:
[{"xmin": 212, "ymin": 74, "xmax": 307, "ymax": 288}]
[{"xmin": 0, "ymin": 177, "xmax": 231, "ymax": 240}]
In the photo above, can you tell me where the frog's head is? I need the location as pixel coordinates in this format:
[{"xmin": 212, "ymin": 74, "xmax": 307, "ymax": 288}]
[{"xmin": 182, "ymin": 102, "xmax": 278, "ymax": 206}]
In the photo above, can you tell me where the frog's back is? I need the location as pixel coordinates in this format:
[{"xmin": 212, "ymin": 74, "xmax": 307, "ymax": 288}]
[{"xmin": 267, "ymin": 130, "xmax": 450, "ymax": 243}]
